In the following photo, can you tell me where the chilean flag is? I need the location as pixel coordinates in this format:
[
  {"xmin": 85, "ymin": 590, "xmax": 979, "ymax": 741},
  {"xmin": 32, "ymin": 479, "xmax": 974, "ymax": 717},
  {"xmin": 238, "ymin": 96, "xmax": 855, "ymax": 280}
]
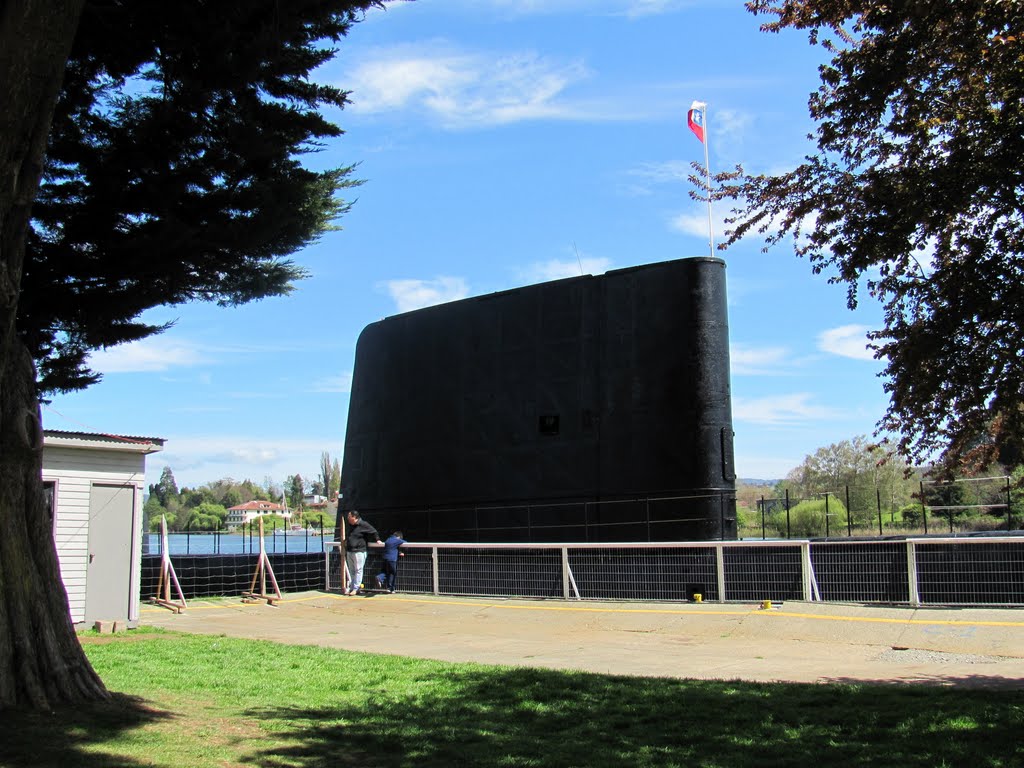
[{"xmin": 687, "ymin": 101, "xmax": 706, "ymax": 144}]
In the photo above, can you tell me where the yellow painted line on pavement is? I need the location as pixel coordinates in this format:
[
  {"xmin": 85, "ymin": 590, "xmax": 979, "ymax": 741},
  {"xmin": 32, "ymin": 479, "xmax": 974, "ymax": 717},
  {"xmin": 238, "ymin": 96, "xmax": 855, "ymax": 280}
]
[
  {"xmin": 140, "ymin": 591, "xmax": 341, "ymax": 614},
  {"xmin": 141, "ymin": 592, "xmax": 1024, "ymax": 628},
  {"xmin": 389, "ymin": 595, "xmax": 754, "ymax": 617},
  {"xmin": 763, "ymin": 610, "xmax": 1024, "ymax": 628},
  {"xmin": 388, "ymin": 597, "xmax": 1024, "ymax": 628},
  {"xmin": 342, "ymin": 595, "xmax": 1024, "ymax": 628},
  {"xmin": 141, "ymin": 601, "xmax": 249, "ymax": 614}
]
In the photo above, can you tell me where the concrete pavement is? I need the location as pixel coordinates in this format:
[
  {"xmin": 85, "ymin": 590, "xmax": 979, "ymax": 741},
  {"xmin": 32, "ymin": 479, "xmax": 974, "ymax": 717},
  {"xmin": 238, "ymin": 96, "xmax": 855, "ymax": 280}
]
[{"xmin": 140, "ymin": 591, "xmax": 1024, "ymax": 687}]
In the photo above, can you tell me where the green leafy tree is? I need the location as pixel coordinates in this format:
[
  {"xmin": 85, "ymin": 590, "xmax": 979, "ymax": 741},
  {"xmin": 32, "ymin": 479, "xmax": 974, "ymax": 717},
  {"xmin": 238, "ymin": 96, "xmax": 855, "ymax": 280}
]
[
  {"xmin": 897, "ymin": 502, "xmax": 924, "ymax": 528},
  {"xmin": 920, "ymin": 479, "xmax": 970, "ymax": 530},
  {"xmin": 318, "ymin": 451, "xmax": 342, "ymax": 499},
  {"xmin": 220, "ymin": 487, "xmax": 243, "ymax": 510},
  {"xmin": 770, "ymin": 497, "xmax": 848, "ymax": 538},
  {"xmin": 185, "ymin": 502, "xmax": 228, "ymax": 531},
  {"xmin": 720, "ymin": 0, "xmax": 1024, "ymax": 475},
  {"xmin": 253, "ymin": 513, "xmax": 287, "ymax": 532},
  {"xmin": 163, "ymin": 495, "xmax": 186, "ymax": 531},
  {"xmin": 238, "ymin": 479, "xmax": 264, "ymax": 503},
  {"xmin": 1010, "ymin": 466, "xmax": 1024, "ymax": 526},
  {"xmin": 285, "ymin": 474, "xmax": 306, "ymax": 511},
  {"xmin": 783, "ymin": 436, "xmax": 917, "ymax": 523},
  {"xmin": 149, "ymin": 466, "xmax": 179, "ymax": 507},
  {"xmin": 0, "ymin": 0, "xmax": 384, "ymax": 710},
  {"xmin": 262, "ymin": 476, "xmax": 284, "ymax": 504},
  {"xmin": 200, "ymin": 479, "xmax": 233, "ymax": 504},
  {"xmin": 180, "ymin": 487, "xmax": 216, "ymax": 510},
  {"xmin": 143, "ymin": 494, "xmax": 168, "ymax": 532}
]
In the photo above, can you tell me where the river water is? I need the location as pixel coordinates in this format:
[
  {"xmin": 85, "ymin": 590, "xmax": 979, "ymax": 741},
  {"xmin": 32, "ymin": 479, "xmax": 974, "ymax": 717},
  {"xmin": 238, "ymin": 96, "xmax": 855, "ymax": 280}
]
[{"xmin": 144, "ymin": 530, "xmax": 334, "ymax": 556}]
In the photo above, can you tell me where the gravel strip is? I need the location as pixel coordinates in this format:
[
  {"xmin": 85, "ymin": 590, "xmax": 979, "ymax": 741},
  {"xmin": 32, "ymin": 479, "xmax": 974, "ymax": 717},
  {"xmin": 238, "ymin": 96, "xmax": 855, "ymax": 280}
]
[{"xmin": 874, "ymin": 647, "xmax": 1005, "ymax": 664}]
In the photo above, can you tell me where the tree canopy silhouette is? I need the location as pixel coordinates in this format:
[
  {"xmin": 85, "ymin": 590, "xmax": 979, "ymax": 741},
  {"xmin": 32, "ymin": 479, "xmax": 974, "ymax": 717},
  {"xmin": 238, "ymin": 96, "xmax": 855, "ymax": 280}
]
[
  {"xmin": 719, "ymin": 0, "xmax": 1024, "ymax": 474},
  {"xmin": 26, "ymin": 0, "xmax": 378, "ymax": 394}
]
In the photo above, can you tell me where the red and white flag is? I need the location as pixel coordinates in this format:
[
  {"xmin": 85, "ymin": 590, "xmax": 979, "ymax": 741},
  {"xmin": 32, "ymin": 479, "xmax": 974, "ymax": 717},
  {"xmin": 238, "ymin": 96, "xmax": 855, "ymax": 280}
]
[{"xmin": 687, "ymin": 100, "xmax": 706, "ymax": 144}]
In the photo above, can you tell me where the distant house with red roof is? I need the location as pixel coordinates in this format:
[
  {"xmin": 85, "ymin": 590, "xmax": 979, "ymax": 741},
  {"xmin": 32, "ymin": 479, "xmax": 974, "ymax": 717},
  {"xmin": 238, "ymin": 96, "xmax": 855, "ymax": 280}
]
[{"xmin": 225, "ymin": 500, "xmax": 292, "ymax": 528}]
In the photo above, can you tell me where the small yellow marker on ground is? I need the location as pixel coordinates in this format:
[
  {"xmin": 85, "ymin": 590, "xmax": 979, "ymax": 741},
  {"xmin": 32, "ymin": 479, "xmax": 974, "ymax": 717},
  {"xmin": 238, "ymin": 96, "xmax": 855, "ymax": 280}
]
[{"xmin": 761, "ymin": 600, "xmax": 773, "ymax": 610}]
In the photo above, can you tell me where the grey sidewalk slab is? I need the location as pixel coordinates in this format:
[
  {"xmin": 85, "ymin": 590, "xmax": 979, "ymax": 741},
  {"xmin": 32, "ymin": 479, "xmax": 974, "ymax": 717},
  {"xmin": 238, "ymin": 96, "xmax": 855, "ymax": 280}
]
[{"xmin": 140, "ymin": 592, "xmax": 1024, "ymax": 688}]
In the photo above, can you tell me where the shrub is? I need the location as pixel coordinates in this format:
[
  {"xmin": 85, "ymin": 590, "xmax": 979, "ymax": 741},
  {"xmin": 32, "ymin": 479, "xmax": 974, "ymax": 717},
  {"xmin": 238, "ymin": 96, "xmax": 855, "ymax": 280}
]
[{"xmin": 766, "ymin": 497, "xmax": 849, "ymax": 538}]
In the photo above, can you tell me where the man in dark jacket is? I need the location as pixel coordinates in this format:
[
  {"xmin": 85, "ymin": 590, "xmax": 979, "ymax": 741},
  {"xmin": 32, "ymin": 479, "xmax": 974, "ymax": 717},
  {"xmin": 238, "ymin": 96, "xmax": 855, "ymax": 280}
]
[{"xmin": 343, "ymin": 510, "xmax": 380, "ymax": 595}]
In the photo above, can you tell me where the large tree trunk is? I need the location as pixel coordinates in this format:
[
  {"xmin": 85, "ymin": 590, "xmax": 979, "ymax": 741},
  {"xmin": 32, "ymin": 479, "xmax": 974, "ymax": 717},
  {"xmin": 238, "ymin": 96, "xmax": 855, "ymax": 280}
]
[
  {"xmin": 0, "ymin": 0, "xmax": 104, "ymax": 710},
  {"xmin": 0, "ymin": 344, "xmax": 107, "ymax": 709}
]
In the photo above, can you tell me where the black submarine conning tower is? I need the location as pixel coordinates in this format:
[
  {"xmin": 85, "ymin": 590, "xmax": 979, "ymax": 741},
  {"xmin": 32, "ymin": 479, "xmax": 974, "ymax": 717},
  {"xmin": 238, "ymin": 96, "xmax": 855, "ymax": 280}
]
[{"xmin": 339, "ymin": 256, "xmax": 736, "ymax": 542}]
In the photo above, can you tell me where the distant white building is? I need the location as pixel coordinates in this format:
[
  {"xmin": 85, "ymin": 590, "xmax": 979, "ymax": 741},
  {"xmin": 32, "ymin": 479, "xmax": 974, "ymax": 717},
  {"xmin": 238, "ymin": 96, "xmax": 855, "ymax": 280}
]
[
  {"xmin": 43, "ymin": 429, "xmax": 164, "ymax": 628},
  {"xmin": 225, "ymin": 500, "xmax": 292, "ymax": 528}
]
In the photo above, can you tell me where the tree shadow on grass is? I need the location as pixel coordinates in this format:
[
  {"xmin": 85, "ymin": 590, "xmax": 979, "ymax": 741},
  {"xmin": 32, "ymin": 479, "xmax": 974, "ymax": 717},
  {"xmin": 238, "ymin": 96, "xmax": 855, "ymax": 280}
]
[
  {"xmin": 0, "ymin": 693, "xmax": 172, "ymax": 768},
  {"xmin": 240, "ymin": 667, "xmax": 1024, "ymax": 768}
]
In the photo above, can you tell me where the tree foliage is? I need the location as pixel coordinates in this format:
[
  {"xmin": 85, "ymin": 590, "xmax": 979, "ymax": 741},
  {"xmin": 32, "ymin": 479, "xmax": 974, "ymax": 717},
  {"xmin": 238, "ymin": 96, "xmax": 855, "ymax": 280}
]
[
  {"xmin": 318, "ymin": 451, "xmax": 341, "ymax": 499},
  {"xmin": 720, "ymin": 0, "xmax": 1024, "ymax": 474},
  {"xmin": 25, "ymin": 0, "xmax": 382, "ymax": 394},
  {"xmin": 768, "ymin": 497, "xmax": 848, "ymax": 538},
  {"xmin": 144, "ymin": 468, "xmax": 342, "ymax": 532},
  {"xmin": 781, "ymin": 435, "xmax": 918, "ymax": 521},
  {"xmin": 148, "ymin": 466, "xmax": 179, "ymax": 507},
  {"xmin": 285, "ymin": 474, "xmax": 306, "ymax": 510}
]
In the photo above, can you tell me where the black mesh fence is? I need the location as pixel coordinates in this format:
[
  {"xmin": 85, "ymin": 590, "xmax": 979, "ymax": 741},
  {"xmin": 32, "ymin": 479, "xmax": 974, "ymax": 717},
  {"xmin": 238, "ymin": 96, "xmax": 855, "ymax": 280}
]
[
  {"xmin": 141, "ymin": 553, "xmax": 324, "ymax": 599},
  {"xmin": 142, "ymin": 536, "xmax": 1024, "ymax": 606}
]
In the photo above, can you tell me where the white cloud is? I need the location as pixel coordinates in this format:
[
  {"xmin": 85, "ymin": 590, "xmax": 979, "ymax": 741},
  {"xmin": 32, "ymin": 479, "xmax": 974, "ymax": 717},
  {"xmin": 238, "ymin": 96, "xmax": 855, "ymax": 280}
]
[
  {"xmin": 730, "ymin": 344, "xmax": 790, "ymax": 376},
  {"xmin": 622, "ymin": 0, "xmax": 676, "ymax": 16},
  {"xmin": 669, "ymin": 207, "xmax": 736, "ymax": 247},
  {"xmin": 224, "ymin": 391, "xmax": 286, "ymax": 400},
  {"xmin": 150, "ymin": 435, "xmax": 338, "ymax": 488},
  {"xmin": 168, "ymin": 405, "xmax": 232, "ymax": 414},
  {"xmin": 670, "ymin": 210, "xmax": 712, "ymax": 239},
  {"xmin": 712, "ymin": 107, "xmax": 753, "ymax": 143},
  {"xmin": 88, "ymin": 337, "xmax": 209, "ymax": 373},
  {"xmin": 382, "ymin": 277, "xmax": 471, "ymax": 313},
  {"xmin": 817, "ymin": 324, "xmax": 877, "ymax": 361},
  {"xmin": 474, "ymin": 0, "xmax": 696, "ymax": 16},
  {"xmin": 671, "ymin": 202, "xmax": 816, "ymax": 250},
  {"xmin": 347, "ymin": 52, "xmax": 475, "ymax": 113},
  {"xmin": 310, "ymin": 373, "xmax": 353, "ymax": 394},
  {"xmin": 733, "ymin": 393, "xmax": 840, "ymax": 426},
  {"xmin": 622, "ymin": 161, "xmax": 690, "ymax": 196},
  {"xmin": 518, "ymin": 255, "xmax": 612, "ymax": 284},
  {"xmin": 346, "ymin": 47, "xmax": 596, "ymax": 128},
  {"xmin": 732, "ymin": 451, "xmax": 801, "ymax": 481}
]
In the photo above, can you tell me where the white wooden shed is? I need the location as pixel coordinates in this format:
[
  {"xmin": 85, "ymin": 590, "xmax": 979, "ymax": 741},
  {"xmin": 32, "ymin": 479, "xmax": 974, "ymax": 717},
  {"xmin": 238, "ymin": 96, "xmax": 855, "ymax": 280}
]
[{"xmin": 42, "ymin": 429, "xmax": 164, "ymax": 628}]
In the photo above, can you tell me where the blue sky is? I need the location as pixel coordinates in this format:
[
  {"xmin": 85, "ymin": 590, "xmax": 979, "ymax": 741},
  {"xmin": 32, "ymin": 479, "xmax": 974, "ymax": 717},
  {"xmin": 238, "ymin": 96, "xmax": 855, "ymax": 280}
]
[{"xmin": 44, "ymin": 0, "xmax": 889, "ymax": 490}]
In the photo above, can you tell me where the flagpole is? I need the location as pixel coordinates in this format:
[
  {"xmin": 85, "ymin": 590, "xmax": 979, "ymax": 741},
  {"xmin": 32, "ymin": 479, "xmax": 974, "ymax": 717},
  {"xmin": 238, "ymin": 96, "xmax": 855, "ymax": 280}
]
[
  {"xmin": 702, "ymin": 103, "xmax": 713, "ymax": 257},
  {"xmin": 688, "ymin": 100, "xmax": 714, "ymax": 258}
]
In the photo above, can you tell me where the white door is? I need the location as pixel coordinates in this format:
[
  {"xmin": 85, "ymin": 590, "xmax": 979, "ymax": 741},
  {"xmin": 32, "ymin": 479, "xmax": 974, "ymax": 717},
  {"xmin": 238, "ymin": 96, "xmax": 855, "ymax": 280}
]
[{"xmin": 85, "ymin": 484, "xmax": 136, "ymax": 624}]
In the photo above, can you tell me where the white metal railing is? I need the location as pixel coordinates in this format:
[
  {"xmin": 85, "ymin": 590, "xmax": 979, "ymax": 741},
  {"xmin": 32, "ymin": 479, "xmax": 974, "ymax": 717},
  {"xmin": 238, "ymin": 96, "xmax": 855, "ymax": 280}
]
[{"xmin": 324, "ymin": 536, "xmax": 1024, "ymax": 606}]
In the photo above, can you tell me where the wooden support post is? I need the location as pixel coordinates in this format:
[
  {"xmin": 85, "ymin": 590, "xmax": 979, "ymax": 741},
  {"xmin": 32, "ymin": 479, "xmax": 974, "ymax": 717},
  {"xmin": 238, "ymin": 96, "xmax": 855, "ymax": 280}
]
[
  {"xmin": 242, "ymin": 517, "xmax": 283, "ymax": 605},
  {"xmin": 150, "ymin": 516, "xmax": 187, "ymax": 613},
  {"xmin": 339, "ymin": 513, "xmax": 350, "ymax": 592}
]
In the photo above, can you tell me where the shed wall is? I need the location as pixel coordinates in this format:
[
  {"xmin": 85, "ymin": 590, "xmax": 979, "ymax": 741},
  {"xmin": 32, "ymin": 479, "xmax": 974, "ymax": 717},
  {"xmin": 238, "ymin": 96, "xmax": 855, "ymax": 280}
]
[{"xmin": 43, "ymin": 447, "xmax": 146, "ymax": 626}]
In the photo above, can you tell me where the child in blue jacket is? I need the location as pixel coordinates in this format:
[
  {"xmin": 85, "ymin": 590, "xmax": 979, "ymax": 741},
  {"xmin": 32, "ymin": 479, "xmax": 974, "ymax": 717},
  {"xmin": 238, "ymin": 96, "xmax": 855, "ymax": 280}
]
[{"xmin": 375, "ymin": 530, "xmax": 407, "ymax": 593}]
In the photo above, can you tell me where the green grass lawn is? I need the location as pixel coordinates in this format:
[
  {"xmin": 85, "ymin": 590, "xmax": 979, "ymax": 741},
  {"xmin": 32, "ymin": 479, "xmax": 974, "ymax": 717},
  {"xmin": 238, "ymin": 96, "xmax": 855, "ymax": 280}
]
[{"xmin": 2, "ymin": 630, "xmax": 1022, "ymax": 767}]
